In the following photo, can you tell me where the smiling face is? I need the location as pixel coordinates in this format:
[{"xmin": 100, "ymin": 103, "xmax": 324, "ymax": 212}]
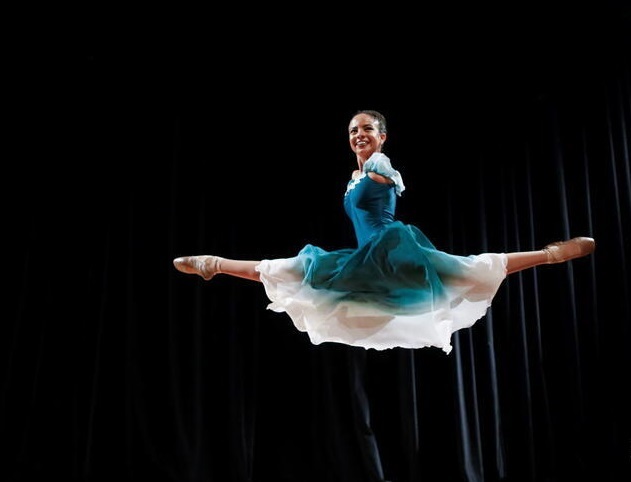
[{"xmin": 348, "ymin": 113, "xmax": 387, "ymax": 162}]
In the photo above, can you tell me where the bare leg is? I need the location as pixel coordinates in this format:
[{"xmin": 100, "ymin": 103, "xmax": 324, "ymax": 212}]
[
  {"xmin": 506, "ymin": 236, "xmax": 595, "ymax": 275},
  {"xmin": 505, "ymin": 250, "xmax": 549, "ymax": 275},
  {"xmin": 173, "ymin": 255, "xmax": 261, "ymax": 282}
]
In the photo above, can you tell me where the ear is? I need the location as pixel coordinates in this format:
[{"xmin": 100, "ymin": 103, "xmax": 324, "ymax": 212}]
[{"xmin": 380, "ymin": 132, "xmax": 387, "ymax": 146}]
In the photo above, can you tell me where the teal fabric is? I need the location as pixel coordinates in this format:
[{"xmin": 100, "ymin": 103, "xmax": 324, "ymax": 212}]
[
  {"xmin": 291, "ymin": 152, "xmax": 480, "ymax": 314},
  {"xmin": 297, "ymin": 222, "xmax": 448, "ymax": 314}
]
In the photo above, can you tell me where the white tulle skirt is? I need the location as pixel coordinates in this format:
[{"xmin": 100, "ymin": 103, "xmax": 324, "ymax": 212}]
[{"xmin": 255, "ymin": 223, "xmax": 507, "ymax": 354}]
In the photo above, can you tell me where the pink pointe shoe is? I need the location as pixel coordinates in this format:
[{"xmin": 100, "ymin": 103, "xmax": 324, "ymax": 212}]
[
  {"xmin": 543, "ymin": 236, "xmax": 596, "ymax": 263},
  {"xmin": 173, "ymin": 255, "xmax": 222, "ymax": 280}
]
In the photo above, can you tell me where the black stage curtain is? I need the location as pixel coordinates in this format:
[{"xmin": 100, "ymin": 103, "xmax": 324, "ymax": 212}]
[{"xmin": 3, "ymin": 7, "xmax": 631, "ymax": 482}]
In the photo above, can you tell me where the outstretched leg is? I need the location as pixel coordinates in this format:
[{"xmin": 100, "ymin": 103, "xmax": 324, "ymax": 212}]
[
  {"xmin": 173, "ymin": 237, "xmax": 595, "ymax": 281},
  {"xmin": 173, "ymin": 255, "xmax": 261, "ymax": 282},
  {"xmin": 505, "ymin": 236, "xmax": 595, "ymax": 275}
]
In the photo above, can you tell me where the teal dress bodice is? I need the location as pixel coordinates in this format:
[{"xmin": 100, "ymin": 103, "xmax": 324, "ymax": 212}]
[{"xmin": 344, "ymin": 173, "xmax": 397, "ymax": 247}]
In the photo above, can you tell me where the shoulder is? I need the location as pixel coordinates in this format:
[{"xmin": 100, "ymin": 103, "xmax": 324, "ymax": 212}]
[
  {"xmin": 364, "ymin": 153, "xmax": 406, "ymax": 195},
  {"xmin": 367, "ymin": 171, "xmax": 393, "ymax": 185}
]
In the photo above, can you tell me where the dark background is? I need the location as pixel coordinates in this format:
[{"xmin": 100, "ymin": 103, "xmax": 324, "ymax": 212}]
[{"xmin": 4, "ymin": 2, "xmax": 631, "ymax": 481}]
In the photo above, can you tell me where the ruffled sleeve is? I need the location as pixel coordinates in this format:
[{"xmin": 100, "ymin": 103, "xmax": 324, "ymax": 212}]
[{"xmin": 363, "ymin": 152, "xmax": 406, "ymax": 196}]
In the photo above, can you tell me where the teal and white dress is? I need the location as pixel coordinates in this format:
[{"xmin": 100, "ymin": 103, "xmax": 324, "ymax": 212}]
[{"xmin": 256, "ymin": 153, "xmax": 507, "ymax": 353}]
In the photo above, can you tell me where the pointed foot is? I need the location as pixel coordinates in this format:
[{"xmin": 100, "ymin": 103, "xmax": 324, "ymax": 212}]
[
  {"xmin": 543, "ymin": 237, "xmax": 595, "ymax": 263},
  {"xmin": 173, "ymin": 255, "xmax": 221, "ymax": 280}
]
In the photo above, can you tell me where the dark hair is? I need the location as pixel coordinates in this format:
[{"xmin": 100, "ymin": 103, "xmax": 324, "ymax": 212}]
[{"xmin": 355, "ymin": 109, "xmax": 387, "ymax": 134}]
